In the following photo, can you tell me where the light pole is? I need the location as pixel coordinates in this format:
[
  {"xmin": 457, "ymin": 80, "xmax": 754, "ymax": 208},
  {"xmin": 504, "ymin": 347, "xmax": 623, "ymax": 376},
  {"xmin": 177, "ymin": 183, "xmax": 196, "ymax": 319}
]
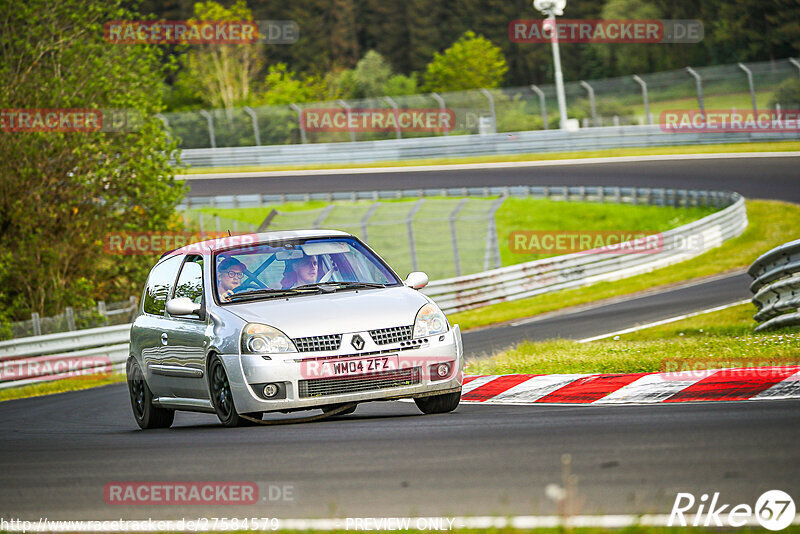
[{"xmin": 533, "ymin": 0, "xmax": 568, "ymax": 129}]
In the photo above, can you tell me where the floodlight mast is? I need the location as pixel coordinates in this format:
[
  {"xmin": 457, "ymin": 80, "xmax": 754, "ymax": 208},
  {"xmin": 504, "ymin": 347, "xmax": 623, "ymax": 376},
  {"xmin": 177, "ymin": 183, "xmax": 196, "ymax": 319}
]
[{"xmin": 533, "ymin": 0, "xmax": 569, "ymax": 129}]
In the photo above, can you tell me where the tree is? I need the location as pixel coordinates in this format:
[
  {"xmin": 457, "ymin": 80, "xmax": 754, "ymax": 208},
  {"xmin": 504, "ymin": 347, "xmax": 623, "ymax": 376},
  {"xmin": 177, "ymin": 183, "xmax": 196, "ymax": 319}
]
[
  {"xmin": 0, "ymin": 0, "xmax": 185, "ymax": 320},
  {"xmin": 422, "ymin": 31, "xmax": 509, "ymax": 92},
  {"xmin": 256, "ymin": 64, "xmax": 332, "ymax": 105},
  {"xmin": 594, "ymin": 0, "xmax": 661, "ymax": 75},
  {"xmin": 179, "ymin": 0, "xmax": 263, "ymax": 109}
]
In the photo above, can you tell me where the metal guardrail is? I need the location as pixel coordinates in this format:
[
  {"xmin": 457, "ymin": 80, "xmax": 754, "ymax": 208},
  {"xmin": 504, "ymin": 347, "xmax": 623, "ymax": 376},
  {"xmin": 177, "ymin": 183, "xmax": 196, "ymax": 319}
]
[
  {"xmin": 748, "ymin": 239, "xmax": 800, "ymax": 332},
  {"xmin": 177, "ymin": 125, "xmax": 800, "ymax": 168},
  {"xmin": 0, "ymin": 186, "xmax": 746, "ymax": 389},
  {"xmin": 423, "ymin": 191, "xmax": 746, "ymax": 313},
  {"xmin": 0, "ymin": 324, "xmax": 130, "ymax": 389}
]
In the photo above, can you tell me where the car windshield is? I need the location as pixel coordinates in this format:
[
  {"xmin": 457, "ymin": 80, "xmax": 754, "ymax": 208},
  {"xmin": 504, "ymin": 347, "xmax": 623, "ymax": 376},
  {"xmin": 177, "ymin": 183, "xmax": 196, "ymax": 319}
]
[{"xmin": 214, "ymin": 236, "xmax": 401, "ymax": 303}]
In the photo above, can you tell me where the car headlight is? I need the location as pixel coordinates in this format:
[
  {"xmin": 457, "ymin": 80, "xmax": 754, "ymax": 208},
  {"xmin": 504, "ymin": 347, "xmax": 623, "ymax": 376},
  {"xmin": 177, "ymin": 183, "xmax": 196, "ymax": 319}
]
[
  {"xmin": 241, "ymin": 323, "xmax": 297, "ymax": 354},
  {"xmin": 413, "ymin": 303, "xmax": 449, "ymax": 338}
]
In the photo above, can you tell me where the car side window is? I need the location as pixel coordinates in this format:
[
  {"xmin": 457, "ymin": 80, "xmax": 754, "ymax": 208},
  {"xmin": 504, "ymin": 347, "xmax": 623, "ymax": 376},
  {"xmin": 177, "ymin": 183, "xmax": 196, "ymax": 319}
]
[
  {"xmin": 174, "ymin": 256, "xmax": 204, "ymax": 305},
  {"xmin": 142, "ymin": 256, "xmax": 183, "ymax": 316}
]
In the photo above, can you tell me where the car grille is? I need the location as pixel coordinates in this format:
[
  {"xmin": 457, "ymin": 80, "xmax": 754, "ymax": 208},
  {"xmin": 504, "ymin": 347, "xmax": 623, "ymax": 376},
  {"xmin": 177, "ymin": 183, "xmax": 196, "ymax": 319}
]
[
  {"xmin": 292, "ymin": 334, "xmax": 342, "ymax": 352},
  {"xmin": 298, "ymin": 367, "xmax": 421, "ymax": 398},
  {"xmin": 369, "ymin": 325, "xmax": 413, "ymax": 345}
]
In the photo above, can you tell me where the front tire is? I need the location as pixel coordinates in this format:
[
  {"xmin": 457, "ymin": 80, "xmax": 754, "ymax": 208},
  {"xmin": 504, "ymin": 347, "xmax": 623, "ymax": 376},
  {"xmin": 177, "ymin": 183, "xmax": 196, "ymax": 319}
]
[
  {"xmin": 127, "ymin": 360, "xmax": 174, "ymax": 429},
  {"xmin": 414, "ymin": 391, "xmax": 461, "ymax": 414},
  {"xmin": 208, "ymin": 355, "xmax": 258, "ymax": 427}
]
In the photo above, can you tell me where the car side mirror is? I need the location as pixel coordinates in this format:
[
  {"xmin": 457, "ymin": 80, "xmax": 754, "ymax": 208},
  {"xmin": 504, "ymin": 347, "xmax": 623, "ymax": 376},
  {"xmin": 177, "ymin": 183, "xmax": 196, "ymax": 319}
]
[
  {"xmin": 404, "ymin": 271, "xmax": 429, "ymax": 289},
  {"xmin": 166, "ymin": 297, "xmax": 202, "ymax": 316}
]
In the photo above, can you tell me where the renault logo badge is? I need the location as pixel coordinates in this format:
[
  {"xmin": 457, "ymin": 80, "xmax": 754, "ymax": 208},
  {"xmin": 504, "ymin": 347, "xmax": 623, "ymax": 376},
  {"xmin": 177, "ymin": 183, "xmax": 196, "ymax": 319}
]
[{"xmin": 351, "ymin": 334, "xmax": 365, "ymax": 351}]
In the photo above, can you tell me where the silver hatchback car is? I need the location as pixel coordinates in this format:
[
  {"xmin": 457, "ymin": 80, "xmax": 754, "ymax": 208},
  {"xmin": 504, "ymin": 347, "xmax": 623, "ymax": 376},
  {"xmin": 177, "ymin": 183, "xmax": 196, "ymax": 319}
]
[{"xmin": 127, "ymin": 230, "xmax": 463, "ymax": 428}]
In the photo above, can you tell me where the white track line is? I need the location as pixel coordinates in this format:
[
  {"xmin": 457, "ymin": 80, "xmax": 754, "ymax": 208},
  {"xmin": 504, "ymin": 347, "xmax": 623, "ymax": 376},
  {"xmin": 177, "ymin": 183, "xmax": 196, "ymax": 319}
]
[
  {"xmin": 577, "ymin": 299, "xmax": 751, "ymax": 343},
  {"xmin": 177, "ymin": 151, "xmax": 800, "ymax": 180}
]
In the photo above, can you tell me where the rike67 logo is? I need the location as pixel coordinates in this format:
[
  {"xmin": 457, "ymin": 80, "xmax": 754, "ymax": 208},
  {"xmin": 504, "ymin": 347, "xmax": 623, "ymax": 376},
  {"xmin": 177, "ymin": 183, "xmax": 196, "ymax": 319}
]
[{"xmin": 669, "ymin": 490, "xmax": 796, "ymax": 530}]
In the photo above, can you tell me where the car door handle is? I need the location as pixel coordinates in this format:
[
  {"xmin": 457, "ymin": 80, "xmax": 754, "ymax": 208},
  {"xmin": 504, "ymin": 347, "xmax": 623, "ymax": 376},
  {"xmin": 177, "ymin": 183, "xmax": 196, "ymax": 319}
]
[{"xmin": 161, "ymin": 333, "xmax": 168, "ymax": 345}]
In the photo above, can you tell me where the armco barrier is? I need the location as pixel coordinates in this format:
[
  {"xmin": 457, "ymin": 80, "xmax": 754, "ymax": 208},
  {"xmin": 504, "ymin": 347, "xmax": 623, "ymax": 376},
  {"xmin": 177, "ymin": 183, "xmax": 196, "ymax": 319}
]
[
  {"xmin": 0, "ymin": 187, "xmax": 747, "ymax": 389},
  {"xmin": 0, "ymin": 324, "xmax": 130, "ymax": 389},
  {"xmin": 749, "ymin": 239, "xmax": 800, "ymax": 332},
  {"xmin": 422, "ymin": 192, "xmax": 746, "ymax": 313},
  {"xmin": 176, "ymin": 125, "xmax": 800, "ymax": 168}
]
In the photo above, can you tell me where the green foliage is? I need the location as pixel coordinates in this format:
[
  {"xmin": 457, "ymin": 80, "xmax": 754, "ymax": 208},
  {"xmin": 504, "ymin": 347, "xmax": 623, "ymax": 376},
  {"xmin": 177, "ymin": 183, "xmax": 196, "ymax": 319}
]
[
  {"xmin": 593, "ymin": 0, "xmax": 662, "ymax": 75},
  {"xmin": 422, "ymin": 31, "xmax": 509, "ymax": 93},
  {"xmin": 179, "ymin": 0, "xmax": 263, "ymax": 109},
  {"xmin": 769, "ymin": 78, "xmax": 800, "ymax": 108},
  {"xmin": 326, "ymin": 51, "xmax": 419, "ymax": 99},
  {"xmin": 256, "ymin": 64, "xmax": 332, "ymax": 106},
  {"xmin": 0, "ymin": 0, "xmax": 185, "ymax": 320}
]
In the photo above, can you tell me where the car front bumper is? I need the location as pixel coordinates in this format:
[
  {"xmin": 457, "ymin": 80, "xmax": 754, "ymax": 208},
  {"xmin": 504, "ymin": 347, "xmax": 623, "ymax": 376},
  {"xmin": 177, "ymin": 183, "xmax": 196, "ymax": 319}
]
[{"xmin": 222, "ymin": 325, "xmax": 463, "ymax": 414}]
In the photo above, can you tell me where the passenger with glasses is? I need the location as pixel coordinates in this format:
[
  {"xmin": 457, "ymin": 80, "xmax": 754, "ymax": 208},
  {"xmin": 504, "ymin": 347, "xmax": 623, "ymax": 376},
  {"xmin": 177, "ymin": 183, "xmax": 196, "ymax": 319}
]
[{"xmin": 216, "ymin": 257, "xmax": 246, "ymax": 302}]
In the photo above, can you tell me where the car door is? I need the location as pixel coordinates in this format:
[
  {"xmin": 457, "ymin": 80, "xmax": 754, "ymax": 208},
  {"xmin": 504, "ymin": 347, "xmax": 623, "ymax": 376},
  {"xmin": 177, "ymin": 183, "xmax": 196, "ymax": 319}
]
[
  {"xmin": 137, "ymin": 255, "xmax": 184, "ymax": 397},
  {"xmin": 160, "ymin": 255, "xmax": 211, "ymax": 400}
]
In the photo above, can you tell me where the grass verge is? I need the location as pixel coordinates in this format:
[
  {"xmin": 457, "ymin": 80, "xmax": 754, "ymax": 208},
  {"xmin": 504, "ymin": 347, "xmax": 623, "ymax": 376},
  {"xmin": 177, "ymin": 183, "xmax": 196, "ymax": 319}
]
[
  {"xmin": 0, "ymin": 373, "xmax": 126, "ymax": 403},
  {"xmin": 451, "ymin": 199, "xmax": 800, "ymax": 331},
  {"xmin": 178, "ymin": 140, "xmax": 800, "ymax": 174},
  {"xmin": 465, "ymin": 303, "xmax": 800, "ymax": 376}
]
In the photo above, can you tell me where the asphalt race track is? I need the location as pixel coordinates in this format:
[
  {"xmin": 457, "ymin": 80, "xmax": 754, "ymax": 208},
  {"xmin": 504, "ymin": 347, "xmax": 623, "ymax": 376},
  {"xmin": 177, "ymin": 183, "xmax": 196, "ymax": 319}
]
[
  {"xmin": 1, "ymin": 385, "xmax": 798, "ymax": 520},
  {"xmin": 183, "ymin": 154, "xmax": 800, "ymax": 203},
  {"xmin": 462, "ymin": 271, "xmax": 752, "ymax": 357},
  {"xmin": 1, "ymin": 155, "xmax": 798, "ymax": 522}
]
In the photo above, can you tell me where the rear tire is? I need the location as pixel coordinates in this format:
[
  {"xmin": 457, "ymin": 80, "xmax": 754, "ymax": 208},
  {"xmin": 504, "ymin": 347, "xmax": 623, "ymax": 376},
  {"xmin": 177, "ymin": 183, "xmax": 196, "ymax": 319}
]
[
  {"xmin": 127, "ymin": 360, "xmax": 174, "ymax": 429},
  {"xmin": 414, "ymin": 391, "xmax": 461, "ymax": 414}
]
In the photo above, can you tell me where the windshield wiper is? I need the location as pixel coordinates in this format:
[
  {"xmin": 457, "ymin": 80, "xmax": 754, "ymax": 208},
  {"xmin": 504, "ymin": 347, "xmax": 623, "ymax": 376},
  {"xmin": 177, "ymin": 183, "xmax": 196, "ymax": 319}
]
[
  {"xmin": 226, "ymin": 287, "xmax": 320, "ymax": 301},
  {"xmin": 295, "ymin": 281, "xmax": 386, "ymax": 291}
]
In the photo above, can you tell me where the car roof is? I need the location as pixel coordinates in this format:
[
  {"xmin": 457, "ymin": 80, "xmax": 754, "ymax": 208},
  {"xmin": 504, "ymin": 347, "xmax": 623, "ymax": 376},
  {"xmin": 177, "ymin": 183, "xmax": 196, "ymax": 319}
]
[{"xmin": 161, "ymin": 229, "xmax": 354, "ymax": 259}]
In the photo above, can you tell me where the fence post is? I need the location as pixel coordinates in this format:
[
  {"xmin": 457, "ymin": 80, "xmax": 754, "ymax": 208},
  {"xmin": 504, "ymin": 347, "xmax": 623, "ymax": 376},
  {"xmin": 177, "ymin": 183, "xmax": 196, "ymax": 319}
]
[
  {"xmin": 243, "ymin": 106, "xmax": 261, "ymax": 146},
  {"xmin": 579, "ymin": 81, "xmax": 598, "ymax": 126},
  {"xmin": 484, "ymin": 196, "xmax": 506, "ymax": 271},
  {"xmin": 449, "ymin": 199, "xmax": 468, "ymax": 276},
  {"xmin": 198, "ymin": 110, "xmax": 216, "ymax": 149},
  {"xmin": 479, "ymin": 88, "xmax": 497, "ymax": 133},
  {"xmin": 289, "ymin": 103, "xmax": 308, "ymax": 144},
  {"xmin": 360, "ymin": 203, "xmax": 380, "ymax": 243},
  {"xmin": 313, "ymin": 205, "xmax": 334, "ymax": 229},
  {"xmin": 383, "ymin": 97, "xmax": 402, "ymax": 139},
  {"xmin": 430, "ymin": 93, "xmax": 449, "ymax": 136},
  {"xmin": 31, "ymin": 312, "xmax": 41, "ymax": 336},
  {"xmin": 789, "ymin": 58, "xmax": 800, "ymax": 77},
  {"xmin": 406, "ymin": 199, "xmax": 425, "ymax": 272},
  {"xmin": 530, "ymin": 85, "xmax": 548, "ymax": 129},
  {"xmin": 737, "ymin": 63, "xmax": 758, "ymax": 117},
  {"xmin": 65, "ymin": 307, "xmax": 76, "ymax": 331},
  {"xmin": 685, "ymin": 67, "xmax": 705, "ymax": 117},
  {"xmin": 98, "ymin": 301, "xmax": 107, "ymax": 326},
  {"xmin": 257, "ymin": 209, "xmax": 278, "ymax": 232},
  {"xmin": 338, "ymin": 99, "xmax": 356, "ymax": 142},
  {"xmin": 632, "ymin": 75, "xmax": 652, "ymax": 125}
]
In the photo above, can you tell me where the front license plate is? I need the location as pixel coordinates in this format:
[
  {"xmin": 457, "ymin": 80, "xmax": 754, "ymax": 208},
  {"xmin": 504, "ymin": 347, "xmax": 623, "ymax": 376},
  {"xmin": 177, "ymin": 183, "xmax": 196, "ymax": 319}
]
[{"xmin": 322, "ymin": 355, "xmax": 398, "ymax": 377}]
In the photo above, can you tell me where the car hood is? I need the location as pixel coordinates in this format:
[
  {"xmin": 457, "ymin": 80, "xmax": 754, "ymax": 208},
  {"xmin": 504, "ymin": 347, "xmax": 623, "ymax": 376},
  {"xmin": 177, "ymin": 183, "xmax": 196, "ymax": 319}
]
[{"xmin": 223, "ymin": 286, "xmax": 431, "ymax": 337}]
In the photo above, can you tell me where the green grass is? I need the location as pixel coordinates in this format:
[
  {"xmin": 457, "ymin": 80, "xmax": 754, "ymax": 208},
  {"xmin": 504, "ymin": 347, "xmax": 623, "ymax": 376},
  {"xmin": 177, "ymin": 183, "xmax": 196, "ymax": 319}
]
[
  {"xmin": 187, "ymin": 197, "xmax": 715, "ymax": 281},
  {"xmin": 178, "ymin": 140, "xmax": 800, "ymax": 174},
  {"xmin": 451, "ymin": 199, "xmax": 800, "ymax": 331},
  {"xmin": 0, "ymin": 373, "xmax": 125, "ymax": 402},
  {"xmin": 465, "ymin": 303, "xmax": 800, "ymax": 376}
]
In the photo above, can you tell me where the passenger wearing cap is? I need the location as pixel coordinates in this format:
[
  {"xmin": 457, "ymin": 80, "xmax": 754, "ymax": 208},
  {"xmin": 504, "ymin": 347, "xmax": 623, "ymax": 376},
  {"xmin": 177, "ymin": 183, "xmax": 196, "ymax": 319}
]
[{"xmin": 217, "ymin": 257, "xmax": 246, "ymax": 302}]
